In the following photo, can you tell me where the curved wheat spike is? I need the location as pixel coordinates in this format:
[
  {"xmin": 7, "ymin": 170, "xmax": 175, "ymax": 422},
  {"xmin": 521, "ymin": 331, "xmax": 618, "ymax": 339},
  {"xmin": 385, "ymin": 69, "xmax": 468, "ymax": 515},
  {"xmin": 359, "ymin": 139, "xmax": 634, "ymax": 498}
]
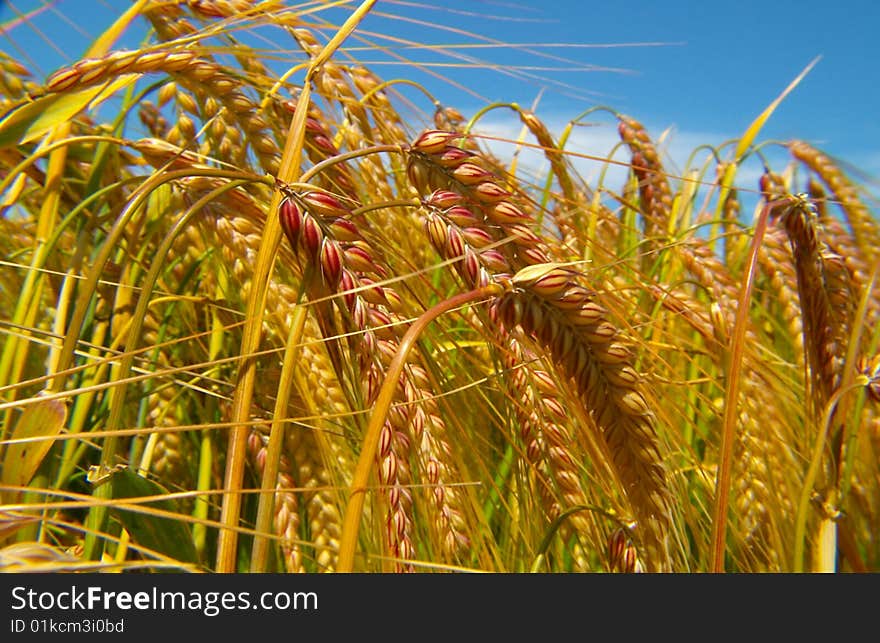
[
  {"xmin": 618, "ymin": 116, "xmax": 673, "ymax": 257},
  {"xmin": 790, "ymin": 141, "xmax": 879, "ymax": 265},
  {"xmin": 410, "ymin": 133, "xmax": 675, "ymax": 570}
]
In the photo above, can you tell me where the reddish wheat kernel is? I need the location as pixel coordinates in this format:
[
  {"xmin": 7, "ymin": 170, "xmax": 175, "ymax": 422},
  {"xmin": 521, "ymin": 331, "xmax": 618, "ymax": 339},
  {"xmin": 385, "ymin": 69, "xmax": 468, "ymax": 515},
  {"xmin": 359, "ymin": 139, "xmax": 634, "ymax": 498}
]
[
  {"xmin": 391, "ymin": 508, "xmax": 408, "ymax": 542},
  {"xmin": 476, "ymin": 266, "xmax": 493, "ymax": 288},
  {"xmin": 530, "ymin": 369, "xmax": 555, "ymax": 395},
  {"xmin": 363, "ymin": 368, "xmax": 380, "ymax": 405},
  {"xmin": 190, "ymin": 0, "xmax": 225, "ymax": 18},
  {"xmin": 596, "ymin": 342, "xmax": 632, "ymax": 365},
  {"xmin": 480, "ymin": 249, "xmax": 509, "ymax": 272},
  {"xmin": 413, "ymin": 129, "xmax": 460, "ymax": 154},
  {"xmin": 78, "ymin": 64, "xmax": 109, "ymax": 85},
  {"xmin": 360, "ymin": 331, "xmax": 378, "ymax": 363},
  {"xmin": 407, "ymin": 365, "xmax": 431, "ymax": 390},
  {"xmin": 444, "ymin": 205, "xmax": 481, "ymax": 227},
  {"xmin": 387, "ymin": 405, "xmax": 409, "ymax": 428},
  {"xmin": 555, "ymin": 469, "xmax": 581, "ymax": 492},
  {"xmin": 398, "ymin": 538, "xmax": 415, "ymax": 563},
  {"xmin": 608, "ymin": 528, "xmax": 627, "ymax": 568},
  {"xmin": 512, "ymin": 263, "xmax": 567, "ymax": 289},
  {"xmin": 392, "ymin": 427, "xmax": 413, "ymax": 454},
  {"xmin": 622, "ymin": 543, "xmax": 638, "ymax": 573},
  {"xmin": 425, "ymin": 189, "xmax": 463, "ymax": 209},
  {"xmin": 536, "ymin": 316, "xmax": 560, "ymax": 346},
  {"xmin": 584, "ymin": 321, "xmax": 617, "ymax": 343},
  {"xmin": 343, "ymin": 245, "xmax": 379, "ymax": 274},
  {"xmin": 367, "ymin": 308, "xmax": 394, "ymax": 335},
  {"xmin": 616, "ymin": 390, "xmax": 650, "ymax": 416},
  {"xmin": 328, "ymin": 218, "xmax": 361, "ymax": 242},
  {"xmin": 376, "ymin": 422, "xmax": 394, "ymax": 458},
  {"xmin": 541, "ymin": 396, "xmax": 567, "ymax": 420},
  {"xmin": 303, "ymin": 116, "xmax": 325, "ymax": 133},
  {"xmin": 489, "ymin": 201, "xmax": 529, "ymax": 224},
  {"xmin": 542, "ymin": 423, "xmax": 571, "ymax": 449},
  {"xmin": 487, "ymin": 301, "xmax": 502, "ymax": 327},
  {"xmin": 473, "ymin": 181, "xmax": 511, "ymax": 203},
  {"xmin": 358, "ymin": 278, "xmax": 390, "ymax": 307},
  {"xmin": 445, "ymin": 226, "xmax": 466, "ymax": 257},
  {"xmin": 380, "ymin": 454, "xmax": 398, "ymax": 485},
  {"xmin": 425, "ymin": 214, "xmax": 448, "ymax": 249},
  {"xmin": 436, "ymin": 147, "xmax": 476, "ymax": 168},
  {"xmin": 505, "ymin": 223, "xmax": 542, "ymax": 247},
  {"xmin": 320, "ymin": 240, "xmax": 343, "ymax": 288},
  {"xmin": 452, "ymin": 162, "xmax": 494, "ymax": 186},
  {"xmin": 408, "ymin": 404, "xmax": 426, "ymax": 435},
  {"xmin": 426, "ymin": 459, "xmax": 441, "ymax": 483},
  {"xmin": 311, "ymin": 134, "xmax": 338, "ymax": 155},
  {"xmin": 499, "ymin": 295, "xmax": 525, "ymax": 328},
  {"xmin": 522, "ymin": 300, "xmax": 544, "ymax": 332},
  {"xmin": 460, "ymin": 227, "xmax": 494, "ymax": 248},
  {"xmin": 47, "ymin": 67, "xmax": 80, "ymax": 93},
  {"xmin": 605, "ymin": 365, "xmax": 640, "ymax": 388},
  {"xmin": 301, "ymin": 215, "xmax": 324, "ymax": 257},
  {"xmin": 530, "ymin": 271, "xmax": 574, "ymax": 299},
  {"xmin": 383, "ymin": 288, "xmax": 405, "ymax": 315},
  {"xmin": 463, "ymin": 247, "xmax": 481, "ymax": 284},
  {"xmin": 339, "ymin": 270, "xmax": 358, "ymax": 310},
  {"xmin": 350, "ymin": 298, "xmax": 368, "ymax": 329},
  {"xmin": 551, "ymin": 329, "xmax": 575, "ymax": 359},
  {"xmin": 548, "ymin": 445, "xmax": 575, "ymax": 468},
  {"xmin": 303, "ymin": 191, "xmax": 350, "ymax": 218},
  {"xmin": 406, "ymin": 160, "xmax": 431, "ymax": 193},
  {"xmin": 523, "ymin": 247, "xmax": 552, "ymax": 265},
  {"xmin": 279, "ymin": 198, "xmax": 302, "ymax": 247},
  {"xmin": 568, "ymin": 302, "xmax": 607, "ymax": 326}
]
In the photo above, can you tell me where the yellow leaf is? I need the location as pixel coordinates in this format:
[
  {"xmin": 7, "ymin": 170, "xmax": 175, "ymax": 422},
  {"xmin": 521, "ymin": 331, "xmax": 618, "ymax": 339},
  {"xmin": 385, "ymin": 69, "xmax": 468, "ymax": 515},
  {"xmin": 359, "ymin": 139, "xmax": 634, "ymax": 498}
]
[
  {"xmin": 715, "ymin": 57, "xmax": 821, "ymax": 216},
  {"xmin": 1, "ymin": 396, "xmax": 67, "ymax": 492},
  {"xmin": 0, "ymin": 74, "xmax": 137, "ymax": 148}
]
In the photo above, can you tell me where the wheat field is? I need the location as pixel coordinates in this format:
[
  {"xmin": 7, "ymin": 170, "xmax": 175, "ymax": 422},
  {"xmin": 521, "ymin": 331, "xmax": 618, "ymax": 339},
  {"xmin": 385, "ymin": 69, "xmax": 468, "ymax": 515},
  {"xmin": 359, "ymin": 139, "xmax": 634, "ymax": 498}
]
[{"xmin": 0, "ymin": 0, "xmax": 878, "ymax": 574}]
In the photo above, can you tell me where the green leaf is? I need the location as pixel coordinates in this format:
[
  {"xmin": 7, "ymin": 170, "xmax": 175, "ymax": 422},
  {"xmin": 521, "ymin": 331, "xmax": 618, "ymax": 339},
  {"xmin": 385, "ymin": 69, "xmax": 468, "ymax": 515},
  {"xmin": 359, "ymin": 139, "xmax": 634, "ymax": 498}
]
[{"xmin": 101, "ymin": 468, "xmax": 198, "ymax": 567}]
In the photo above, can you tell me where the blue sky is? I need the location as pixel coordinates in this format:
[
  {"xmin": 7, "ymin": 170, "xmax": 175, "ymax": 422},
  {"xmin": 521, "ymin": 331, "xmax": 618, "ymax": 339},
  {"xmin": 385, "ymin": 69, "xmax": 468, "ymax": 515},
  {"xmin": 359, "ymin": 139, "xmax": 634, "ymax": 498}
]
[{"xmin": 2, "ymin": 0, "xmax": 878, "ymax": 207}]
